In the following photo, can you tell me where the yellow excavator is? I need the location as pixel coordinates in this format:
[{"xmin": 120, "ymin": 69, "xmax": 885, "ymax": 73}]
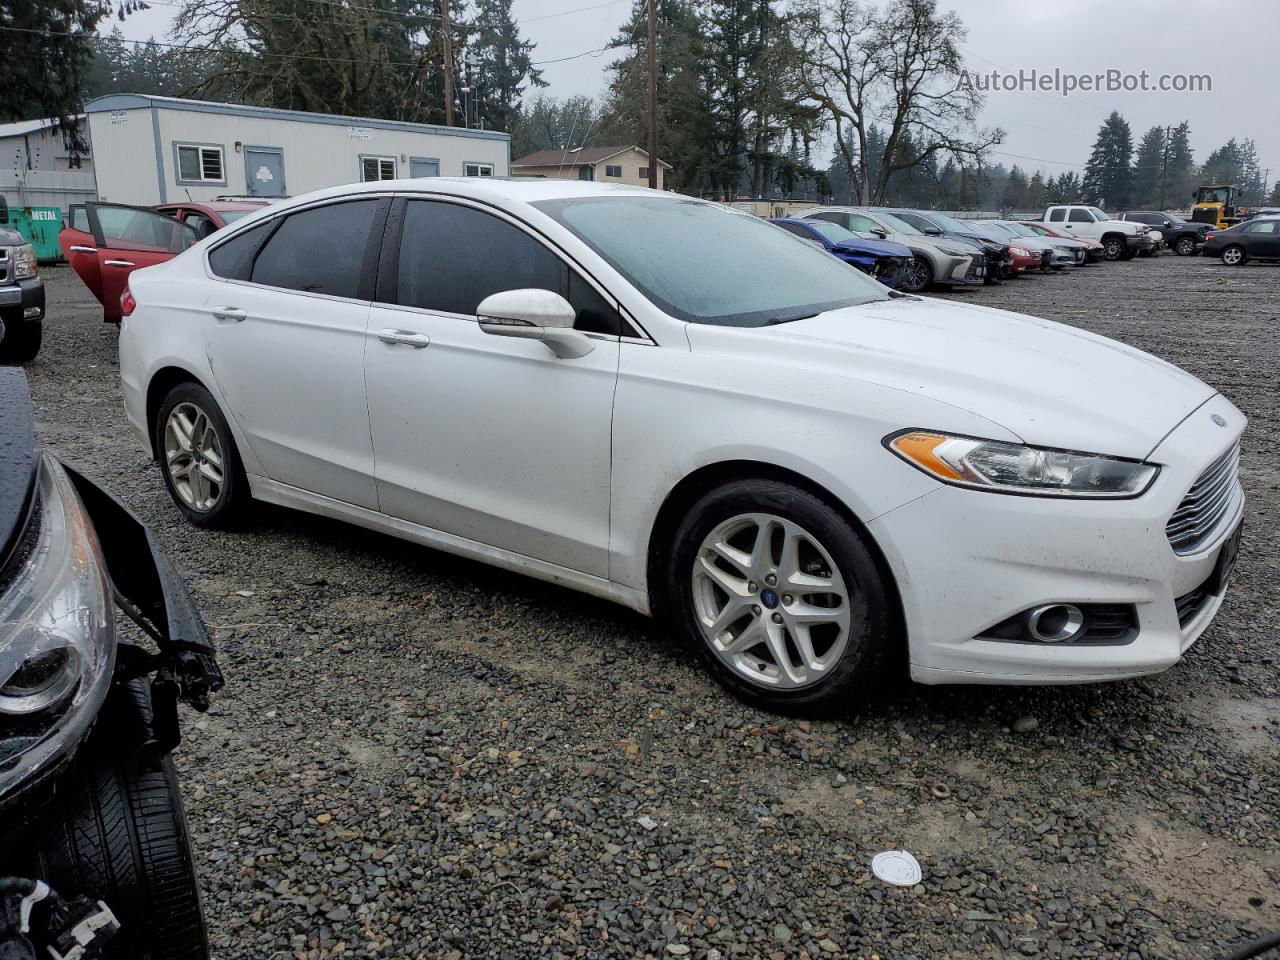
[{"xmin": 1191, "ymin": 184, "xmax": 1247, "ymax": 229}]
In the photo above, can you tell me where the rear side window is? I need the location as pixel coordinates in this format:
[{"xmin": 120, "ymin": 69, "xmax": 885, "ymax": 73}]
[
  {"xmin": 1048, "ymin": 208, "xmax": 1066, "ymax": 222},
  {"xmin": 251, "ymin": 200, "xmax": 379, "ymax": 298},
  {"xmin": 208, "ymin": 220, "xmax": 275, "ymax": 280}
]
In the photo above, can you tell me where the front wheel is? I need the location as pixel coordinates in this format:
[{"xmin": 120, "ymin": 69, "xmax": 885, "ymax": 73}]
[
  {"xmin": 665, "ymin": 480, "xmax": 897, "ymax": 715},
  {"xmin": 154, "ymin": 382, "xmax": 250, "ymax": 528},
  {"xmin": 902, "ymin": 256, "xmax": 934, "ymax": 292},
  {"xmin": 1221, "ymin": 245, "xmax": 1247, "ymax": 266},
  {"xmin": 32, "ymin": 697, "xmax": 209, "ymax": 959},
  {"xmin": 0, "ymin": 318, "xmax": 41, "ymax": 364},
  {"xmin": 1102, "ymin": 237, "xmax": 1125, "ymax": 260}
]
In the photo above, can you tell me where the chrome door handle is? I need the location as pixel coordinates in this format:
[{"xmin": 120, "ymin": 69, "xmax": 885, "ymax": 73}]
[
  {"xmin": 377, "ymin": 329, "xmax": 431, "ymax": 348},
  {"xmin": 211, "ymin": 306, "xmax": 247, "ymax": 322},
  {"xmin": 103, "ymin": 258, "xmax": 136, "ymax": 267},
  {"xmin": 69, "ymin": 244, "xmax": 97, "ymax": 254}
]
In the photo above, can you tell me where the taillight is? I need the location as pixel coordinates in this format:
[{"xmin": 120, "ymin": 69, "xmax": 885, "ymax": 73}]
[{"xmin": 121, "ymin": 286, "xmax": 136, "ymax": 317}]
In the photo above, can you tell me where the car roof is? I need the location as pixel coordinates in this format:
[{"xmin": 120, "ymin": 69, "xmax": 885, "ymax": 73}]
[{"xmin": 159, "ymin": 200, "xmax": 268, "ymax": 212}]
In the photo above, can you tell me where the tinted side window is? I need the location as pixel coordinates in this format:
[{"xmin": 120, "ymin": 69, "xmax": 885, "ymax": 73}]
[
  {"xmin": 568, "ymin": 271, "xmax": 622, "ymax": 335},
  {"xmin": 811, "ymin": 212, "xmax": 847, "ymax": 228},
  {"xmin": 394, "ymin": 200, "xmax": 565, "ymax": 316},
  {"xmin": 208, "ymin": 221, "xmax": 276, "ymax": 281},
  {"xmin": 1048, "ymin": 208, "xmax": 1065, "ymax": 222},
  {"xmin": 1068, "ymin": 209, "xmax": 1092, "ymax": 223},
  {"xmin": 251, "ymin": 200, "xmax": 379, "ymax": 298},
  {"xmin": 775, "ymin": 222, "xmax": 813, "ymax": 240}
]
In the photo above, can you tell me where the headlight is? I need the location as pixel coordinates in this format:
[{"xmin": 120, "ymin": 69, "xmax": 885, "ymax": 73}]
[
  {"xmin": 11, "ymin": 243, "xmax": 38, "ymax": 280},
  {"xmin": 886, "ymin": 431, "xmax": 1158, "ymax": 498},
  {"xmin": 0, "ymin": 455, "xmax": 114, "ymax": 798},
  {"xmin": 1011, "ymin": 246, "xmax": 1030, "ymax": 257}
]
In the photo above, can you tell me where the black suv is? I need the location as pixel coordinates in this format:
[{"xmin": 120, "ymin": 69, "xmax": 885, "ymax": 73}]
[
  {"xmin": 0, "ymin": 197, "xmax": 45, "ymax": 363},
  {"xmin": 1117, "ymin": 211, "xmax": 1212, "ymax": 257}
]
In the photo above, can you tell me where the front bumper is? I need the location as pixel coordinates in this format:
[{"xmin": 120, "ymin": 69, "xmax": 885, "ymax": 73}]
[
  {"xmin": 868, "ymin": 395, "xmax": 1247, "ymax": 685},
  {"xmin": 941, "ymin": 254, "xmax": 986, "ymax": 286},
  {"xmin": 0, "ymin": 461, "xmax": 221, "ymax": 811},
  {"xmin": 0, "ymin": 278, "xmax": 45, "ymax": 324},
  {"xmin": 1126, "ymin": 235, "xmax": 1155, "ymax": 251}
]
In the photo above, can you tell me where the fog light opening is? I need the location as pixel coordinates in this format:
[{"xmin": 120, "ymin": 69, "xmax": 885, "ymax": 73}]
[
  {"xmin": 22, "ymin": 306, "xmax": 42, "ymax": 319},
  {"xmin": 1027, "ymin": 604, "xmax": 1085, "ymax": 643}
]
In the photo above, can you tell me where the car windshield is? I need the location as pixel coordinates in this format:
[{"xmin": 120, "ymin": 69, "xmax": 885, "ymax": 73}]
[
  {"xmin": 925, "ymin": 212, "xmax": 969, "ymax": 233},
  {"xmin": 1088, "ymin": 206, "xmax": 1111, "ymax": 221},
  {"xmin": 960, "ymin": 221, "xmax": 1001, "ymax": 239},
  {"xmin": 535, "ymin": 196, "xmax": 889, "ymax": 327},
  {"xmin": 806, "ymin": 220, "xmax": 860, "ymax": 244},
  {"xmin": 873, "ymin": 212, "xmax": 923, "ymax": 235},
  {"xmin": 1001, "ymin": 222, "xmax": 1038, "ymax": 238}
]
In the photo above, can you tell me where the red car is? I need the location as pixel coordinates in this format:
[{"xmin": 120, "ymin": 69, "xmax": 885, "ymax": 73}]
[
  {"xmin": 59, "ymin": 200, "xmax": 269, "ymax": 322},
  {"xmin": 1019, "ymin": 221, "xmax": 1105, "ymax": 262}
]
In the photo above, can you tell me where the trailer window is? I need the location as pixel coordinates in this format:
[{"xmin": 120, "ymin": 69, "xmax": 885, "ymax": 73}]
[{"xmin": 175, "ymin": 144, "xmax": 224, "ymax": 183}]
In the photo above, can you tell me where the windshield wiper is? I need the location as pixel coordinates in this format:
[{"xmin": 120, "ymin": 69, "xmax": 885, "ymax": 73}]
[{"xmin": 764, "ymin": 313, "xmax": 818, "ymax": 326}]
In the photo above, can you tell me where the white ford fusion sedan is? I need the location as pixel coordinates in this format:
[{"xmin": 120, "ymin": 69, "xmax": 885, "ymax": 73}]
[{"xmin": 117, "ymin": 178, "xmax": 1245, "ymax": 713}]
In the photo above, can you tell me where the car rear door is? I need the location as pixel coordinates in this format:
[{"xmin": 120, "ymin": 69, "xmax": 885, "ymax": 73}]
[
  {"xmin": 76, "ymin": 203, "xmax": 198, "ymax": 321},
  {"xmin": 58, "ymin": 204, "xmax": 103, "ymax": 304}
]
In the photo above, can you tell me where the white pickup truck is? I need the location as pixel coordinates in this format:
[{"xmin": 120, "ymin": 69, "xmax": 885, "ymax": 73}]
[{"xmin": 1040, "ymin": 205, "xmax": 1155, "ymax": 261}]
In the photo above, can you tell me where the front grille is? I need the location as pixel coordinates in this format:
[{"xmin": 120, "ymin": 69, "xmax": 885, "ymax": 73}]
[
  {"xmin": 1174, "ymin": 578, "xmax": 1213, "ymax": 628},
  {"xmin": 1166, "ymin": 444, "xmax": 1242, "ymax": 555},
  {"xmin": 0, "ymin": 248, "xmax": 10, "ymax": 284}
]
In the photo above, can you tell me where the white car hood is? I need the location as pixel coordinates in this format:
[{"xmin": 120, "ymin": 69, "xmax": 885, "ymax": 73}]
[{"xmin": 706, "ymin": 296, "xmax": 1215, "ymax": 459}]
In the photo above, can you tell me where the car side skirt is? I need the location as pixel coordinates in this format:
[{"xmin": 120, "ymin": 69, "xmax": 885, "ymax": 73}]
[{"xmin": 249, "ymin": 475, "xmax": 652, "ymax": 616}]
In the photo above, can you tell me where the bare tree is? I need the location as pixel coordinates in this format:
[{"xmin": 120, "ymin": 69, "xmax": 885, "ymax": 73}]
[{"xmin": 794, "ymin": 0, "xmax": 1002, "ymax": 204}]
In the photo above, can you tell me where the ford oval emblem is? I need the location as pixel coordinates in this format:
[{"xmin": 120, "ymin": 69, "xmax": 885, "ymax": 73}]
[{"xmin": 1212, "ymin": 414, "xmax": 1227, "ymax": 427}]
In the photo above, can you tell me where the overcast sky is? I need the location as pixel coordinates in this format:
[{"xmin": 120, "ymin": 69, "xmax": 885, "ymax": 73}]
[{"xmin": 118, "ymin": 0, "xmax": 1279, "ymax": 188}]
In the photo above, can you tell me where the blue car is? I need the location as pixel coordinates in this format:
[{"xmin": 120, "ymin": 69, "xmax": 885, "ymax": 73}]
[{"xmin": 769, "ymin": 217, "xmax": 916, "ymax": 290}]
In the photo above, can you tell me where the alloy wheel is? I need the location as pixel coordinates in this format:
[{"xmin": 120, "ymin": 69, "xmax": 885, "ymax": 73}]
[
  {"xmin": 1103, "ymin": 238, "xmax": 1123, "ymax": 260},
  {"xmin": 691, "ymin": 512, "xmax": 852, "ymax": 690},
  {"xmin": 1222, "ymin": 246, "xmax": 1244, "ymax": 266},
  {"xmin": 1176, "ymin": 237, "xmax": 1196, "ymax": 256},
  {"xmin": 164, "ymin": 402, "xmax": 225, "ymax": 512}
]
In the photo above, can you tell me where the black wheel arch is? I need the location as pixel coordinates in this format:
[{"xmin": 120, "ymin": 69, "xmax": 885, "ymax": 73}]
[
  {"xmin": 145, "ymin": 366, "xmax": 211, "ymax": 459},
  {"xmin": 645, "ymin": 460, "xmax": 906, "ymax": 639}
]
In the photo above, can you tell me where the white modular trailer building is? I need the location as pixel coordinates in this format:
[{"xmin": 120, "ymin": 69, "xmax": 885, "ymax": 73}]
[{"xmin": 84, "ymin": 94, "xmax": 511, "ymax": 206}]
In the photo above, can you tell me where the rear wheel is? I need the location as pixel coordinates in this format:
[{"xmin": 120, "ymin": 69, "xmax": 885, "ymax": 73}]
[
  {"xmin": 154, "ymin": 382, "xmax": 250, "ymax": 528},
  {"xmin": 0, "ymin": 318, "xmax": 41, "ymax": 364},
  {"xmin": 33, "ymin": 693, "xmax": 209, "ymax": 960},
  {"xmin": 1221, "ymin": 244, "xmax": 1247, "ymax": 266},
  {"xmin": 665, "ymin": 479, "xmax": 896, "ymax": 715},
  {"xmin": 1175, "ymin": 235, "xmax": 1197, "ymax": 256}
]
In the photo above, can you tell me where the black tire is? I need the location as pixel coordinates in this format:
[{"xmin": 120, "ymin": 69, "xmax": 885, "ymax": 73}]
[
  {"xmin": 1102, "ymin": 236, "xmax": 1125, "ymax": 260},
  {"xmin": 1221, "ymin": 244, "xmax": 1247, "ymax": 267},
  {"xmin": 33, "ymin": 708, "xmax": 209, "ymax": 959},
  {"xmin": 663, "ymin": 479, "xmax": 897, "ymax": 715},
  {"xmin": 903, "ymin": 256, "xmax": 934, "ymax": 292},
  {"xmin": 1175, "ymin": 235, "xmax": 1197, "ymax": 256},
  {"xmin": 153, "ymin": 381, "xmax": 250, "ymax": 528},
  {"xmin": 0, "ymin": 318, "xmax": 42, "ymax": 364}
]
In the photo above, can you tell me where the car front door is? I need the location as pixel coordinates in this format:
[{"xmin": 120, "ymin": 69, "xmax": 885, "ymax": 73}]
[
  {"xmin": 1064, "ymin": 207, "xmax": 1097, "ymax": 240},
  {"xmin": 201, "ymin": 197, "xmax": 388, "ymax": 509},
  {"xmin": 363, "ymin": 197, "xmax": 621, "ymax": 577},
  {"xmin": 62, "ymin": 203, "xmax": 198, "ymax": 321}
]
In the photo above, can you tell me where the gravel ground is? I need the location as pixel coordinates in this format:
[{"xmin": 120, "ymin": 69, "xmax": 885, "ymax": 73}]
[{"xmin": 23, "ymin": 254, "xmax": 1280, "ymax": 960}]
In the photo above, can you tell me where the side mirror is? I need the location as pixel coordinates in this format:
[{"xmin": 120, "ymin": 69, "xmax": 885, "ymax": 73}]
[
  {"xmin": 872, "ymin": 229, "xmax": 888, "ymax": 239},
  {"xmin": 477, "ymin": 288, "xmax": 594, "ymax": 359},
  {"xmin": 924, "ymin": 226, "xmax": 942, "ymax": 235}
]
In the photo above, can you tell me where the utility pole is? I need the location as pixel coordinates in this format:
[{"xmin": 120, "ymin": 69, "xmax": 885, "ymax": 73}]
[
  {"xmin": 1158, "ymin": 124, "xmax": 1171, "ymax": 210},
  {"xmin": 647, "ymin": 0, "xmax": 658, "ymax": 189},
  {"xmin": 441, "ymin": 0, "xmax": 454, "ymax": 127}
]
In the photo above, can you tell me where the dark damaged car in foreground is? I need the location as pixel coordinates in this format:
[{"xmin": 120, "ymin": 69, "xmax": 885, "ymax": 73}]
[{"xmin": 0, "ymin": 366, "xmax": 221, "ymax": 959}]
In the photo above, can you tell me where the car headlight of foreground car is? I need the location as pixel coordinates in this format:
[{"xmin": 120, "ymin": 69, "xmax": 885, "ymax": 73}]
[
  {"xmin": 887, "ymin": 430, "xmax": 1158, "ymax": 498},
  {"xmin": 0, "ymin": 455, "xmax": 114, "ymax": 799}
]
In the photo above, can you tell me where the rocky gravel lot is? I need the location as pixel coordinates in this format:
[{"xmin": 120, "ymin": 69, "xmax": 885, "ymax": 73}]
[{"xmin": 24, "ymin": 255, "xmax": 1280, "ymax": 959}]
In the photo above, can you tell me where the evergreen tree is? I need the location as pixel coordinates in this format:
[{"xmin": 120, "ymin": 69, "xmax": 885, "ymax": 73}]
[
  {"xmin": 467, "ymin": 0, "xmax": 544, "ymax": 133},
  {"xmin": 1268, "ymin": 180, "xmax": 1280, "ymax": 207},
  {"xmin": 1132, "ymin": 125, "xmax": 1166, "ymax": 209},
  {"xmin": 1081, "ymin": 111, "xmax": 1134, "ymax": 209},
  {"xmin": 1200, "ymin": 138, "xmax": 1265, "ymax": 203},
  {"xmin": 1000, "ymin": 165, "xmax": 1028, "ymax": 211},
  {"xmin": 1025, "ymin": 171, "xmax": 1048, "ymax": 211},
  {"xmin": 1164, "ymin": 121, "xmax": 1195, "ymax": 208}
]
